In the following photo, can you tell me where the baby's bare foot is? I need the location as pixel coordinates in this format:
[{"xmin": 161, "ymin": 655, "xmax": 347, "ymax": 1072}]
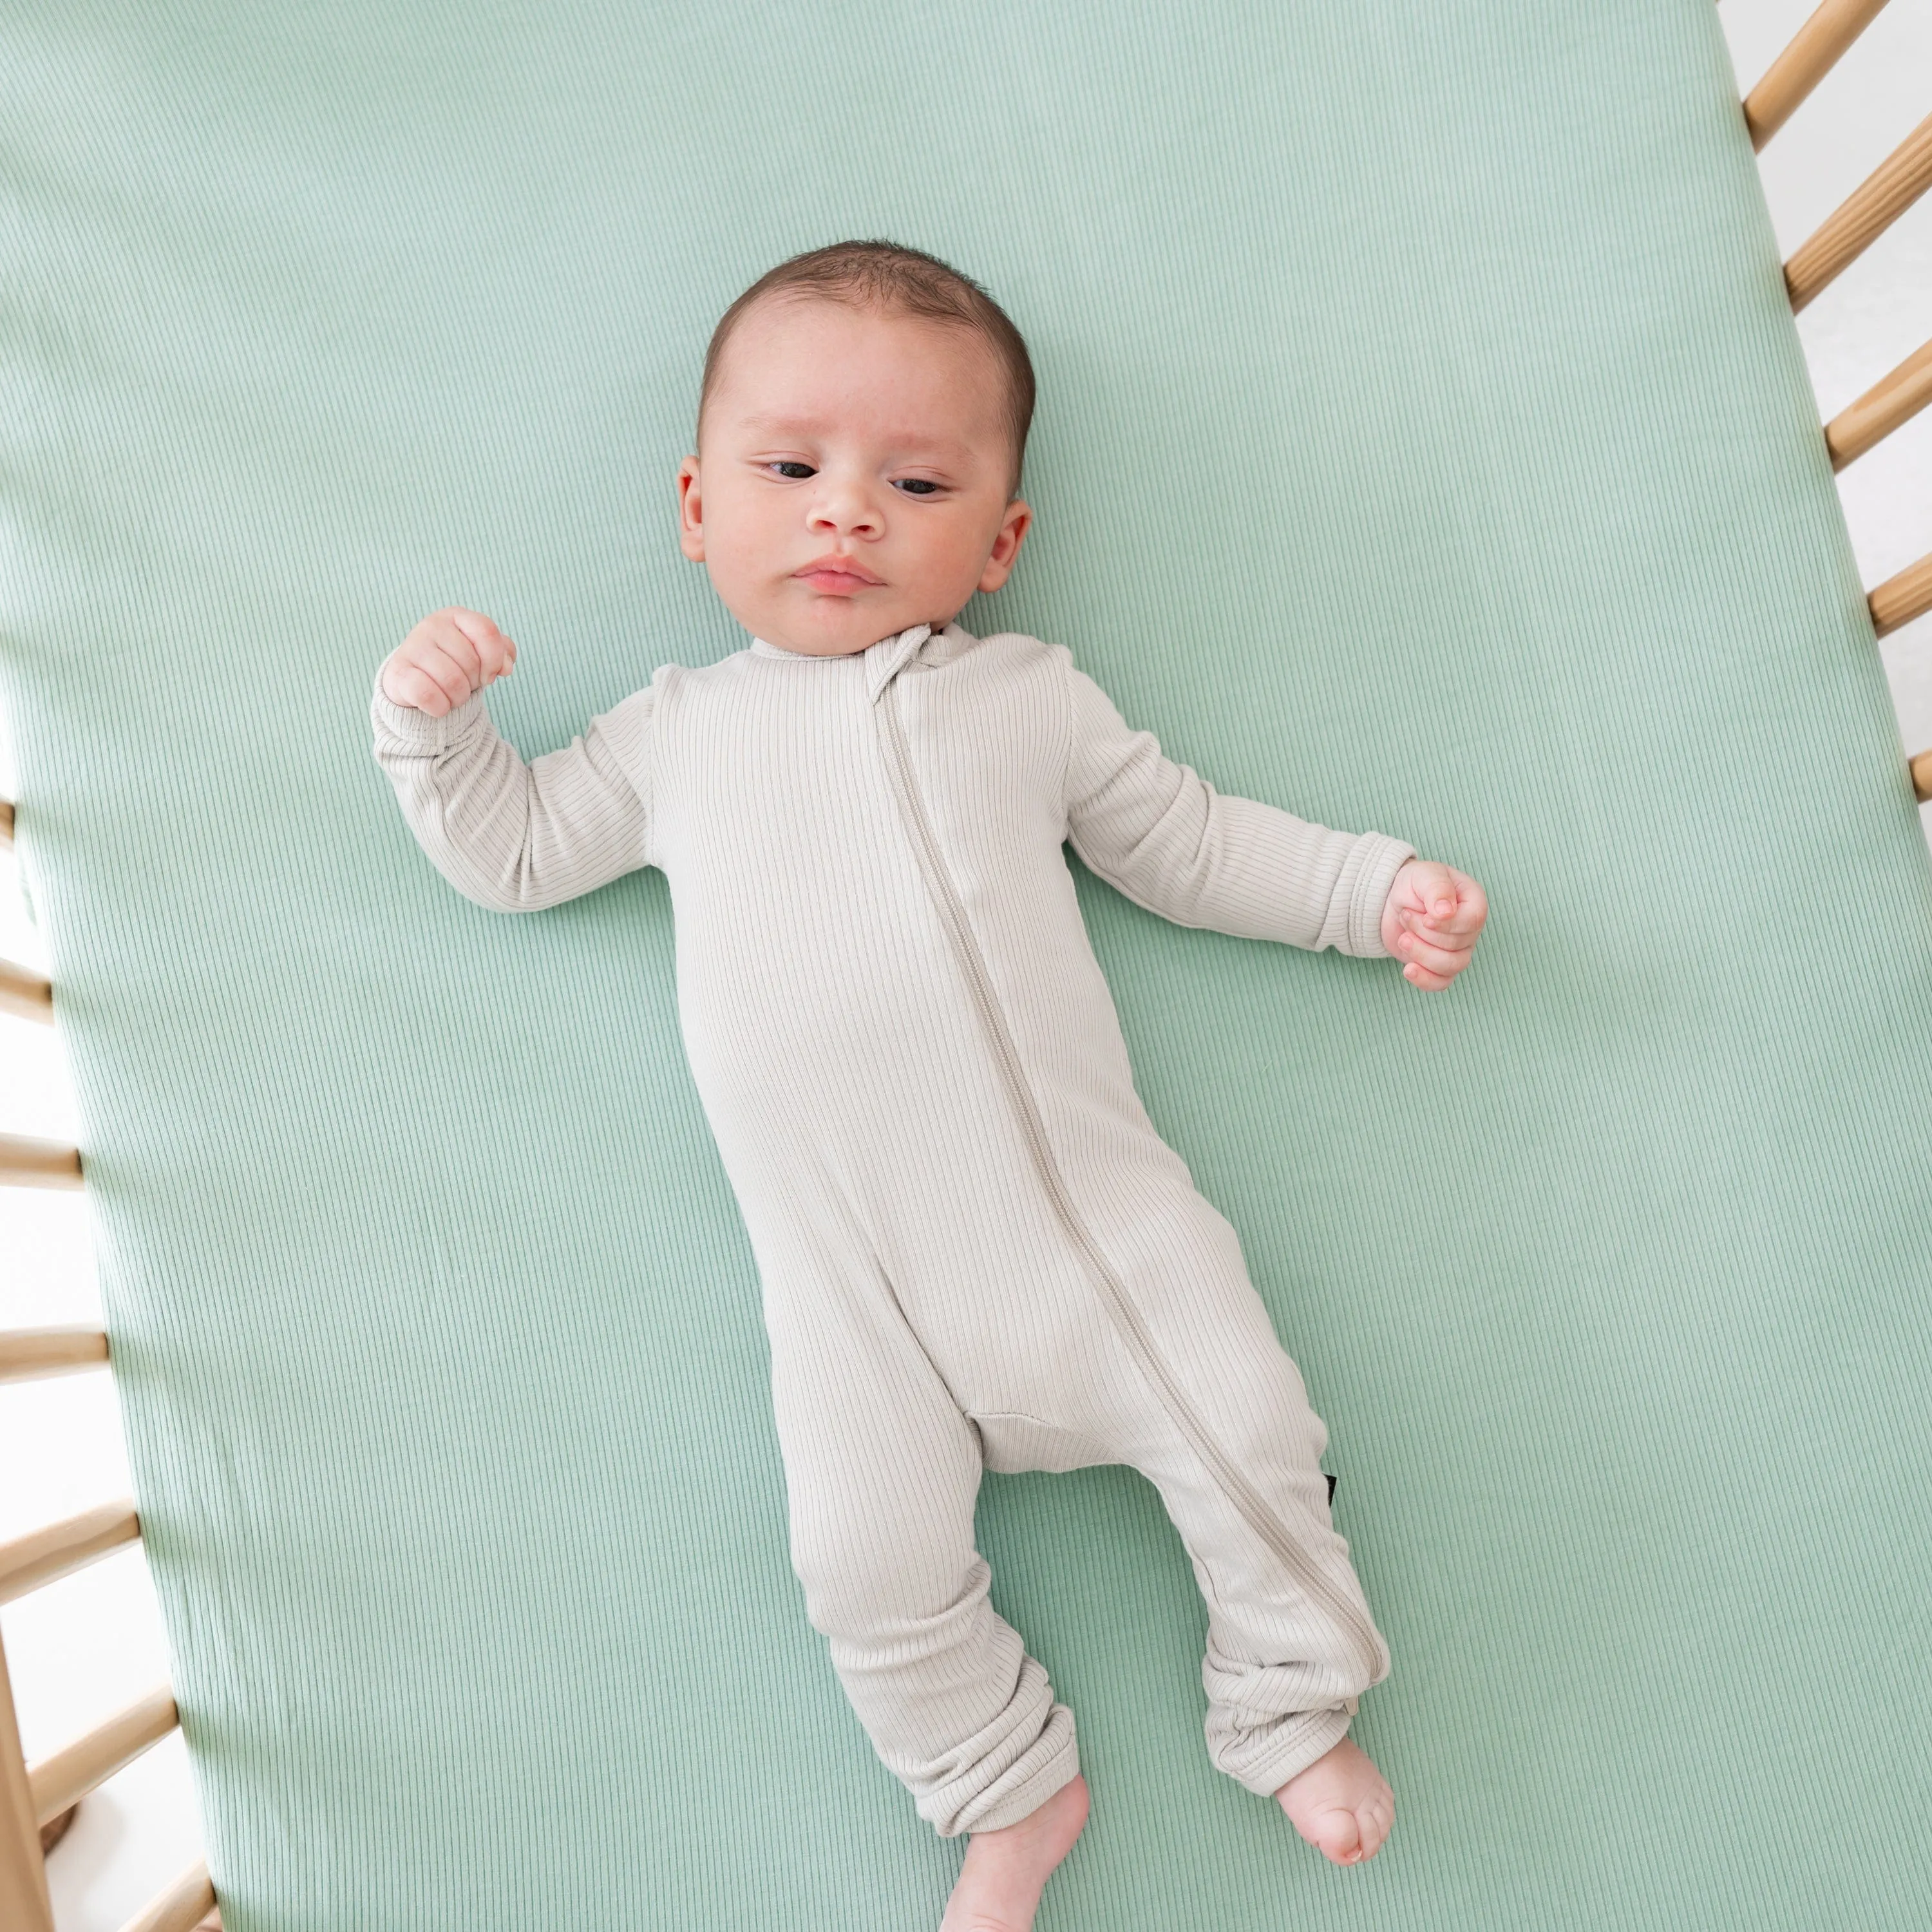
[
  {"xmin": 1274, "ymin": 1736, "xmax": 1394, "ymax": 1866},
  {"xmin": 940, "ymin": 1774, "xmax": 1090, "ymax": 1932}
]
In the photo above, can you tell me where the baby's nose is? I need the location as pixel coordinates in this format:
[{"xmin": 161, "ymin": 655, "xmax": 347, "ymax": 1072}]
[{"xmin": 810, "ymin": 481, "xmax": 884, "ymax": 535}]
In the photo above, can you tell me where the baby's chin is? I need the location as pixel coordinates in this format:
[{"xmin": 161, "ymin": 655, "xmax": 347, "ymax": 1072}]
[{"xmin": 753, "ymin": 587, "xmax": 937, "ymax": 658}]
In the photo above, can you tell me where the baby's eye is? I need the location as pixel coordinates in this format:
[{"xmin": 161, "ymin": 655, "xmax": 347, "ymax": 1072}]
[
  {"xmin": 893, "ymin": 478, "xmax": 940, "ymax": 497},
  {"xmin": 770, "ymin": 461, "xmax": 816, "ymax": 480}
]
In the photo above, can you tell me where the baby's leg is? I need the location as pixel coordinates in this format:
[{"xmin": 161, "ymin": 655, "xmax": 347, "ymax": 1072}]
[
  {"xmin": 764, "ymin": 1237, "xmax": 1079, "ymax": 1844},
  {"xmin": 1120, "ymin": 1314, "xmax": 1396, "ymax": 1864}
]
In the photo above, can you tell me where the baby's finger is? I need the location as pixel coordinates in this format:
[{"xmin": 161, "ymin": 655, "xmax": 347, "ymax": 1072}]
[
  {"xmin": 1394, "ymin": 903, "xmax": 1476, "ymax": 954},
  {"xmin": 388, "ymin": 661, "xmax": 453, "ymax": 717},
  {"xmin": 417, "ymin": 638, "xmax": 478, "ymax": 708},
  {"xmin": 1403, "ymin": 960, "xmax": 1455, "ymax": 992},
  {"xmin": 447, "ymin": 607, "xmax": 516, "ymax": 683},
  {"xmin": 1398, "ymin": 858, "xmax": 1445, "ymax": 900},
  {"xmin": 424, "ymin": 614, "xmax": 486, "ymax": 688},
  {"xmin": 1432, "ymin": 875, "xmax": 1488, "ymax": 937},
  {"xmin": 1393, "ymin": 929, "xmax": 1470, "ymax": 978}
]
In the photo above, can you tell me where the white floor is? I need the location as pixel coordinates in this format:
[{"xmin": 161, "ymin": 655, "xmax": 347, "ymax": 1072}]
[{"xmin": 3, "ymin": 5, "xmax": 1929, "ymax": 1923}]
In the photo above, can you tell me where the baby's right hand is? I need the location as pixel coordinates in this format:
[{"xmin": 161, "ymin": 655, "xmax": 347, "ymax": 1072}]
[{"xmin": 380, "ymin": 606, "xmax": 518, "ymax": 717}]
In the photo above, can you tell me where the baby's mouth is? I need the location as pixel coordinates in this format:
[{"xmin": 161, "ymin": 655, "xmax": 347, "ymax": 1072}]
[{"xmin": 794, "ymin": 555, "xmax": 884, "ymax": 596}]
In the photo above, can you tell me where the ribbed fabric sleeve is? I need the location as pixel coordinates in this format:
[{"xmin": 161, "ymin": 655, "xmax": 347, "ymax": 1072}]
[
  {"xmin": 1059, "ymin": 649, "xmax": 1413, "ymax": 958},
  {"xmin": 370, "ymin": 673, "xmax": 658, "ymax": 911}
]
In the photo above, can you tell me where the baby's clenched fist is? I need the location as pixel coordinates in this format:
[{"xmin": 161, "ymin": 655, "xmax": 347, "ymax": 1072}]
[
  {"xmin": 1380, "ymin": 858, "xmax": 1487, "ymax": 991},
  {"xmin": 381, "ymin": 607, "xmax": 518, "ymax": 717}
]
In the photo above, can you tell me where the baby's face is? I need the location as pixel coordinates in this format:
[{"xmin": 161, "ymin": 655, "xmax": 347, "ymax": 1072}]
[{"xmin": 679, "ymin": 299, "xmax": 1031, "ymax": 657}]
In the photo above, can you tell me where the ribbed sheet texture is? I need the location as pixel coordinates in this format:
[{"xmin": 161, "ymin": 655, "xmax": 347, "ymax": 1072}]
[{"xmin": 5, "ymin": 3, "xmax": 1931, "ymax": 1926}]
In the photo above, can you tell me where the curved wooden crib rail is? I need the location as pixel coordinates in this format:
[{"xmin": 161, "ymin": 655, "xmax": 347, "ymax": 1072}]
[{"xmin": 0, "ymin": 6, "xmax": 1926, "ymax": 1927}]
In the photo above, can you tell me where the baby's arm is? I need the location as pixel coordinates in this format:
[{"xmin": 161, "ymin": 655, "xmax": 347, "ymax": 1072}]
[
  {"xmin": 372, "ymin": 607, "xmax": 655, "ymax": 913},
  {"xmin": 1061, "ymin": 652, "xmax": 1483, "ymax": 982}
]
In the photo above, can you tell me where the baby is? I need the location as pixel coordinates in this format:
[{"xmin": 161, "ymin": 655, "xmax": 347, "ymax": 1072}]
[{"xmin": 372, "ymin": 240, "xmax": 1486, "ymax": 1930}]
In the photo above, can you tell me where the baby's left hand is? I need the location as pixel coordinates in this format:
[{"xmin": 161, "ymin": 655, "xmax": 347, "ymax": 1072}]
[{"xmin": 1380, "ymin": 859, "xmax": 1487, "ymax": 991}]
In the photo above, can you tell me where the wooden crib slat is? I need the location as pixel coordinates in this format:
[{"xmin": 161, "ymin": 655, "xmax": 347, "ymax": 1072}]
[
  {"xmin": 0, "ymin": 960, "xmax": 53, "ymax": 1025},
  {"xmin": 1744, "ymin": 0, "xmax": 1892, "ymax": 149},
  {"xmin": 1827, "ymin": 337, "xmax": 1932, "ymax": 468},
  {"xmin": 26, "ymin": 1689, "xmax": 178, "ymax": 1828},
  {"xmin": 0, "ymin": 1504, "xmax": 140, "ymax": 1607},
  {"xmin": 118, "ymin": 1861, "xmax": 216, "ymax": 1932},
  {"xmin": 1786, "ymin": 111, "xmax": 1932, "ymax": 310},
  {"xmin": 1870, "ymin": 552, "xmax": 1932, "ymax": 638},
  {"xmin": 0, "ymin": 1327, "xmax": 108, "ymax": 1384},
  {"xmin": 0, "ymin": 1135, "xmax": 82, "ymax": 1189}
]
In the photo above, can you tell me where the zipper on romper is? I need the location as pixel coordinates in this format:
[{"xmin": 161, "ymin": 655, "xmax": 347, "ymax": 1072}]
[{"xmin": 875, "ymin": 674, "xmax": 1384, "ymax": 1683}]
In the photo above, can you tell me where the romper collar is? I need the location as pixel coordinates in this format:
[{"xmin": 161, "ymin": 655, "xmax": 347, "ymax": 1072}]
[
  {"xmin": 864, "ymin": 620, "xmax": 983, "ymax": 697},
  {"xmin": 746, "ymin": 623, "xmax": 972, "ymax": 702}
]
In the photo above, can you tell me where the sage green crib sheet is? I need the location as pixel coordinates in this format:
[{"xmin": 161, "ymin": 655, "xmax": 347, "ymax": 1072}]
[{"xmin": 6, "ymin": 2, "xmax": 1932, "ymax": 1926}]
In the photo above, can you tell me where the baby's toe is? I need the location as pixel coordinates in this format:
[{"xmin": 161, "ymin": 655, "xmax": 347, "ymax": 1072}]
[
  {"xmin": 1357, "ymin": 1798, "xmax": 1394, "ymax": 1861},
  {"xmin": 1312, "ymin": 1806, "xmax": 1365, "ymax": 1864}
]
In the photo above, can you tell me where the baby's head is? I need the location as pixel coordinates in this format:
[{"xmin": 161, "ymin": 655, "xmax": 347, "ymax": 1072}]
[{"xmin": 679, "ymin": 241, "xmax": 1035, "ymax": 658}]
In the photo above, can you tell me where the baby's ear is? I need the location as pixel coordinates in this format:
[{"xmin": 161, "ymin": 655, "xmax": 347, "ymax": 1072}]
[
  {"xmin": 677, "ymin": 455, "xmax": 705, "ymax": 562},
  {"xmin": 979, "ymin": 497, "xmax": 1032, "ymax": 592}
]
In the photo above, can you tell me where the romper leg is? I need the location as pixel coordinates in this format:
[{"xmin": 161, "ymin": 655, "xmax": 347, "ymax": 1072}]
[
  {"xmin": 1066, "ymin": 1171, "xmax": 1392, "ymax": 1800},
  {"xmin": 761, "ymin": 1232, "xmax": 1080, "ymax": 1838},
  {"xmin": 1122, "ymin": 1321, "xmax": 1392, "ymax": 1797}
]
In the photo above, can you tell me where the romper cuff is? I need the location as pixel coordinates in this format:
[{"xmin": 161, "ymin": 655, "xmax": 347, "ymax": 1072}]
[
  {"xmin": 370, "ymin": 675, "xmax": 491, "ymax": 753},
  {"xmin": 1348, "ymin": 834, "xmax": 1416, "ymax": 958}
]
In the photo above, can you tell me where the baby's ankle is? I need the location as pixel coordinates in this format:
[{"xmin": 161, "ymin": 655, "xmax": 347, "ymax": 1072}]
[{"xmin": 939, "ymin": 1774, "xmax": 1090, "ymax": 1932}]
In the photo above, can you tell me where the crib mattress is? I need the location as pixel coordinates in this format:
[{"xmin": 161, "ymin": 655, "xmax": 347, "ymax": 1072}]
[{"xmin": 5, "ymin": 3, "xmax": 1931, "ymax": 1926}]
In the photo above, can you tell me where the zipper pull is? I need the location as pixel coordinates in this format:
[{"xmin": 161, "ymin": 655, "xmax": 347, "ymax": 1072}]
[{"xmin": 866, "ymin": 625, "xmax": 933, "ymax": 701}]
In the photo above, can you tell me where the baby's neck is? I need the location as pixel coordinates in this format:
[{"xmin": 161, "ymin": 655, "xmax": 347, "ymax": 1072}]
[{"xmin": 753, "ymin": 617, "xmax": 956, "ymax": 660}]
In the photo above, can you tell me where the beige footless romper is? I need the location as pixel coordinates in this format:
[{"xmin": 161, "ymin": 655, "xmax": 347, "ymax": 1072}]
[{"xmin": 374, "ymin": 620, "xmax": 1412, "ymax": 1835}]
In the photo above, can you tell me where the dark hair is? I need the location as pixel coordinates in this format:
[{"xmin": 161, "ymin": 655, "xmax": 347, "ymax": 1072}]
[{"xmin": 699, "ymin": 239, "xmax": 1035, "ymax": 494}]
